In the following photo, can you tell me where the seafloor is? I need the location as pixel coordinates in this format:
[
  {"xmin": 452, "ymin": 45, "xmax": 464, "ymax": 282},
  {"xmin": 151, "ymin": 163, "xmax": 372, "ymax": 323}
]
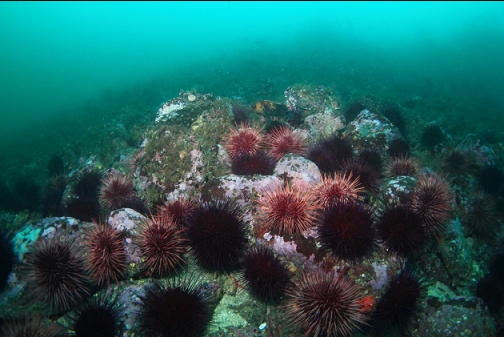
[{"xmin": 0, "ymin": 68, "xmax": 503, "ymax": 337}]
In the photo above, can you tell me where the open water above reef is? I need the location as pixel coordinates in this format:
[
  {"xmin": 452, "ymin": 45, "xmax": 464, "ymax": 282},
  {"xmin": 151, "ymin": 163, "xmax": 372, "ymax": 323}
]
[
  {"xmin": 0, "ymin": 1, "xmax": 503, "ymax": 171},
  {"xmin": 1, "ymin": 2, "xmax": 504, "ymax": 336}
]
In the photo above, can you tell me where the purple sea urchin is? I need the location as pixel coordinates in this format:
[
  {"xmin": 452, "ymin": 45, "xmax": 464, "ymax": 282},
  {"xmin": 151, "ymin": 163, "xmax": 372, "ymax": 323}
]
[
  {"xmin": 306, "ymin": 135, "xmax": 354, "ymax": 174},
  {"xmin": 68, "ymin": 292, "xmax": 123, "ymax": 337},
  {"xmin": 359, "ymin": 149, "xmax": 383, "ymax": 174},
  {"xmin": 388, "ymin": 138, "xmax": 409, "ymax": 158},
  {"xmin": 241, "ymin": 245, "xmax": 290, "ymax": 302},
  {"xmin": 139, "ymin": 276, "xmax": 214, "ymax": 337},
  {"xmin": 344, "ymin": 101, "xmax": 368, "ymax": 122},
  {"xmin": 185, "ymin": 200, "xmax": 248, "ymax": 272},
  {"xmin": 462, "ymin": 192, "xmax": 498, "ymax": 238},
  {"xmin": 372, "ymin": 268, "xmax": 425, "ymax": 335},
  {"xmin": 1, "ymin": 315, "xmax": 67, "ymax": 337},
  {"xmin": 375, "ymin": 202, "xmax": 426, "ymax": 257},
  {"xmin": 230, "ymin": 151, "xmax": 276, "ymax": 176},
  {"xmin": 0, "ymin": 229, "xmax": 15, "ymax": 293},
  {"xmin": 340, "ymin": 158, "xmax": 381, "ymax": 194},
  {"xmin": 317, "ymin": 200, "xmax": 376, "ymax": 263}
]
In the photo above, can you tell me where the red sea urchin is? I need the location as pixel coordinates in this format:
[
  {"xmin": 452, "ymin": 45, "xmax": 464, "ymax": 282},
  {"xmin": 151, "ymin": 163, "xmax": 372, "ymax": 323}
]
[
  {"xmin": 257, "ymin": 182, "xmax": 319, "ymax": 236},
  {"xmin": 241, "ymin": 245, "xmax": 291, "ymax": 303},
  {"xmin": 99, "ymin": 171, "xmax": 137, "ymax": 211},
  {"xmin": 265, "ymin": 125, "xmax": 307, "ymax": 161},
  {"xmin": 287, "ymin": 271, "xmax": 367, "ymax": 337},
  {"xmin": 139, "ymin": 276, "xmax": 214, "ymax": 337},
  {"xmin": 185, "ymin": 200, "xmax": 248, "ymax": 272},
  {"xmin": 24, "ymin": 238, "xmax": 89, "ymax": 312},
  {"xmin": 223, "ymin": 122, "xmax": 263, "ymax": 159},
  {"xmin": 317, "ymin": 200, "xmax": 376, "ymax": 263},
  {"xmin": 84, "ymin": 222, "xmax": 127, "ymax": 286},
  {"xmin": 387, "ymin": 155, "xmax": 418, "ymax": 177},
  {"xmin": 311, "ymin": 173, "xmax": 362, "ymax": 208},
  {"xmin": 156, "ymin": 198, "xmax": 197, "ymax": 229},
  {"xmin": 137, "ymin": 214, "xmax": 187, "ymax": 276},
  {"xmin": 410, "ymin": 172, "xmax": 452, "ymax": 238}
]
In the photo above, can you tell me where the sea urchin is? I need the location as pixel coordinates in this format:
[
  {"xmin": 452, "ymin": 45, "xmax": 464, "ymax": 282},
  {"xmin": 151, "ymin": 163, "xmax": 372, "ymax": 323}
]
[
  {"xmin": 311, "ymin": 173, "xmax": 362, "ymax": 208},
  {"xmin": 340, "ymin": 158, "xmax": 381, "ymax": 194},
  {"xmin": 288, "ymin": 271, "xmax": 367, "ymax": 337},
  {"xmin": 223, "ymin": 122, "xmax": 263, "ymax": 159},
  {"xmin": 99, "ymin": 171, "xmax": 137, "ymax": 211},
  {"xmin": 387, "ymin": 155, "xmax": 418, "ymax": 177},
  {"xmin": 139, "ymin": 276, "xmax": 214, "ymax": 337},
  {"xmin": 84, "ymin": 222, "xmax": 127, "ymax": 286},
  {"xmin": 0, "ymin": 229, "xmax": 15, "ymax": 293},
  {"xmin": 1, "ymin": 315, "xmax": 67, "ymax": 337},
  {"xmin": 68, "ymin": 292, "xmax": 123, "ymax": 337},
  {"xmin": 318, "ymin": 200, "xmax": 376, "ymax": 263},
  {"xmin": 241, "ymin": 245, "xmax": 291, "ymax": 303},
  {"xmin": 265, "ymin": 125, "xmax": 307, "ymax": 161},
  {"xmin": 156, "ymin": 198, "xmax": 197, "ymax": 229},
  {"xmin": 185, "ymin": 200, "xmax": 248, "ymax": 272},
  {"xmin": 257, "ymin": 182, "xmax": 319, "ymax": 236},
  {"xmin": 410, "ymin": 173, "xmax": 452, "ymax": 238},
  {"xmin": 137, "ymin": 214, "xmax": 187, "ymax": 277},
  {"xmin": 462, "ymin": 192, "xmax": 498, "ymax": 238},
  {"xmin": 375, "ymin": 202, "xmax": 426, "ymax": 257},
  {"xmin": 24, "ymin": 238, "xmax": 89, "ymax": 312},
  {"xmin": 372, "ymin": 268, "xmax": 425, "ymax": 335},
  {"xmin": 230, "ymin": 151, "xmax": 276, "ymax": 176}
]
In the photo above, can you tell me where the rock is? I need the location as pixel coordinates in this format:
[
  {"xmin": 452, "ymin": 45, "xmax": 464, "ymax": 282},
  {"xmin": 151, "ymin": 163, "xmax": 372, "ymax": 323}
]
[
  {"xmin": 344, "ymin": 109, "xmax": 402, "ymax": 152},
  {"xmin": 304, "ymin": 111, "xmax": 346, "ymax": 140}
]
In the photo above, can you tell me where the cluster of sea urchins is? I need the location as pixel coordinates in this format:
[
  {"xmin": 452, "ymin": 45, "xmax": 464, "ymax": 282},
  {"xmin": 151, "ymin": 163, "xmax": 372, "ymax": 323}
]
[
  {"xmin": 223, "ymin": 122, "xmax": 307, "ymax": 176},
  {"xmin": 65, "ymin": 170, "xmax": 147, "ymax": 223},
  {"xmin": 256, "ymin": 169, "xmax": 452, "ymax": 259},
  {"xmin": 9, "ymin": 121, "xmax": 456, "ymax": 337},
  {"xmin": 252, "ymin": 169, "xmax": 450, "ymax": 336},
  {"xmin": 18, "ymin": 203, "xmax": 208, "ymax": 336}
]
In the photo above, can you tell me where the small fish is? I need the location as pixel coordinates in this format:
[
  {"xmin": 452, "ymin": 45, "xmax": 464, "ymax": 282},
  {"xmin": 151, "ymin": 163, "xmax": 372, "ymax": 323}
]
[{"xmin": 249, "ymin": 100, "xmax": 289, "ymax": 118}]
